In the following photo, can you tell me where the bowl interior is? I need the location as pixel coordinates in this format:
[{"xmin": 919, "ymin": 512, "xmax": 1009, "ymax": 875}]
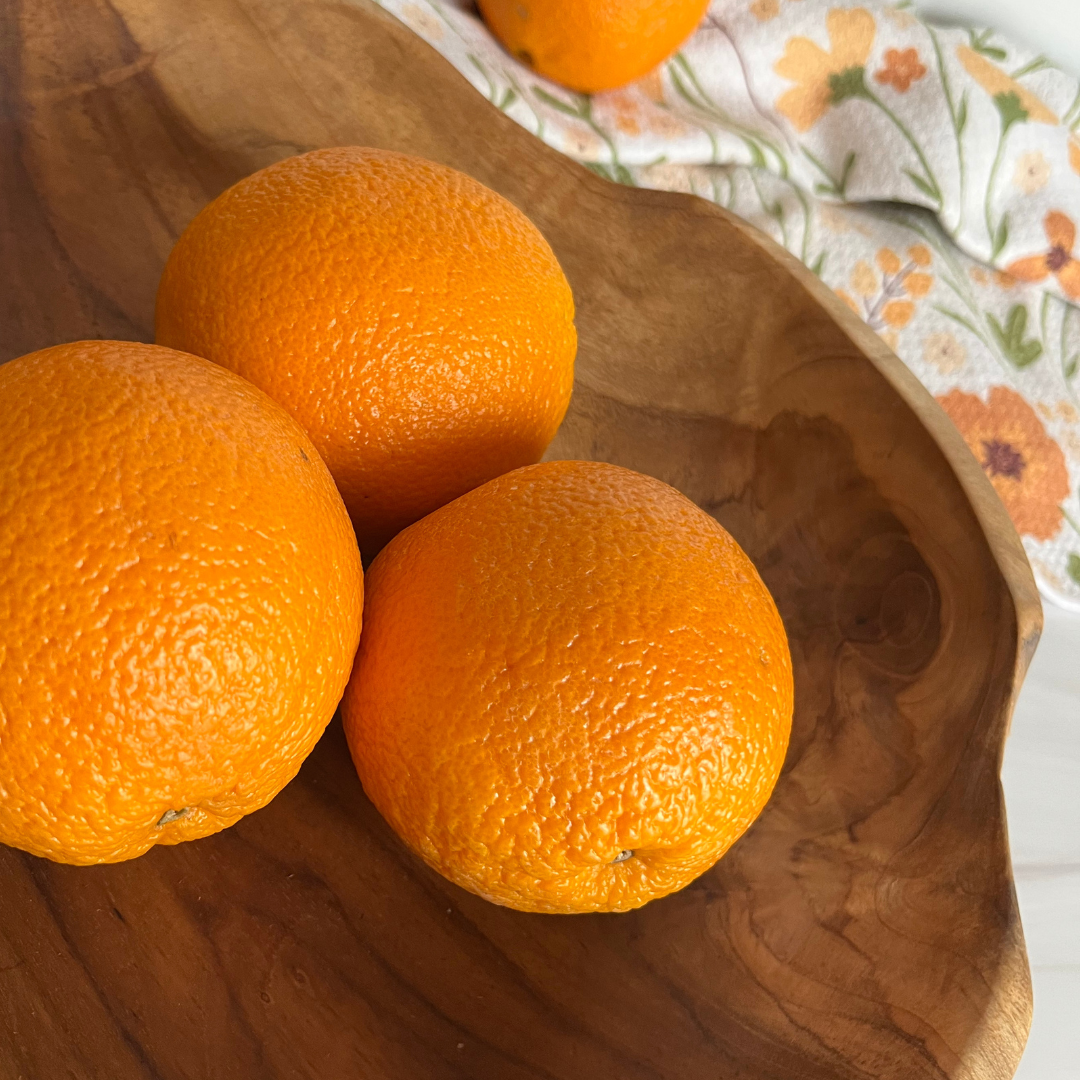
[{"xmin": 0, "ymin": 1, "xmax": 1036, "ymax": 1078}]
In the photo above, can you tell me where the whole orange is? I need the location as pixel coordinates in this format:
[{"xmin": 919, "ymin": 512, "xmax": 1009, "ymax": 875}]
[
  {"xmin": 155, "ymin": 147, "xmax": 577, "ymax": 556},
  {"xmin": 477, "ymin": 0, "xmax": 711, "ymax": 93},
  {"xmin": 342, "ymin": 460, "xmax": 793, "ymax": 913},
  {"xmin": 0, "ymin": 341, "xmax": 363, "ymax": 865}
]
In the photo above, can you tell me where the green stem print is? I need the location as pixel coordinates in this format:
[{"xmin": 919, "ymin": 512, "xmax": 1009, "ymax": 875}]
[
  {"xmin": 1065, "ymin": 86, "xmax": 1080, "ymax": 129},
  {"xmin": 1066, "ymin": 97, "xmax": 1080, "ymax": 128},
  {"xmin": 985, "ymin": 92, "xmax": 1030, "ymax": 259},
  {"xmin": 1063, "ymin": 303, "xmax": 1080, "ymax": 383},
  {"xmin": 874, "ymin": 92, "xmax": 942, "ymax": 206},
  {"xmin": 467, "ymin": 54, "xmax": 545, "ymax": 137},
  {"xmin": 669, "ymin": 54, "xmax": 791, "ymax": 179},
  {"xmin": 1009, "ymin": 56, "xmax": 1052, "ymax": 79},
  {"xmin": 804, "ymin": 147, "xmax": 856, "ymax": 199},
  {"xmin": 748, "ymin": 170, "xmax": 788, "ymax": 250},
  {"xmin": 789, "ymin": 181, "xmax": 812, "ymax": 264},
  {"xmin": 928, "ymin": 26, "xmax": 966, "ymax": 230},
  {"xmin": 1062, "ymin": 506, "xmax": 1080, "ymax": 541},
  {"xmin": 531, "ymin": 87, "xmax": 634, "ymax": 184},
  {"xmin": 968, "ymin": 28, "xmax": 1007, "ymax": 62},
  {"xmin": 824, "ymin": 66, "xmax": 942, "ymax": 207},
  {"xmin": 504, "ymin": 69, "xmax": 544, "ymax": 139}
]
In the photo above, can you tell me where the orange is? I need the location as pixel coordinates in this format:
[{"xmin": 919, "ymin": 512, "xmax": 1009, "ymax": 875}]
[
  {"xmin": 155, "ymin": 147, "xmax": 577, "ymax": 556},
  {"xmin": 0, "ymin": 341, "xmax": 363, "ymax": 865},
  {"xmin": 342, "ymin": 460, "xmax": 793, "ymax": 913},
  {"xmin": 477, "ymin": 0, "xmax": 711, "ymax": 93}
]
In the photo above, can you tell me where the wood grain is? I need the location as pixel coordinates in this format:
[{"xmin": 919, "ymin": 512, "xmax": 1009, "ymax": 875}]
[{"xmin": 0, "ymin": 1, "xmax": 1040, "ymax": 1077}]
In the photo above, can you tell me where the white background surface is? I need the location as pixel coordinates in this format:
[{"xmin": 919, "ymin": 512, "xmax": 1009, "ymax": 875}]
[
  {"xmin": 1000, "ymin": 605, "xmax": 1080, "ymax": 1079},
  {"xmin": 908, "ymin": 2, "xmax": 1080, "ymax": 1075},
  {"xmin": 916, "ymin": 0, "xmax": 1080, "ymax": 72}
]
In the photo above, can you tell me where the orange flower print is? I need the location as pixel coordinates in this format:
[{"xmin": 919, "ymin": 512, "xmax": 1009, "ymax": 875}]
[
  {"xmin": 601, "ymin": 88, "xmax": 688, "ymax": 139},
  {"xmin": 847, "ymin": 244, "xmax": 933, "ymax": 337},
  {"xmin": 400, "ymin": 2, "xmax": 444, "ymax": 41},
  {"xmin": 1013, "ymin": 150, "xmax": 1051, "ymax": 194},
  {"xmin": 956, "ymin": 46, "xmax": 1058, "ymax": 124},
  {"xmin": 937, "ymin": 386, "xmax": 1069, "ymax": 541},
  {"xmin": 874, "ymin": 48, "xmax": 926, "ymax": 93},
  {"xmin": 635, "ymin": 70, "xmax": 665, "ymax": 105},
  {"xmin": 1069, "ymin": 136, "xmax": 1080, "ymax": 177},
  {"xmin": 882, "ymin": 299, "xmax": 914, "ymax": 328},
  {"xmin": 876, "ymin": 247, "xmax": 902, "ymax": 274},
  {"xmin": 751, "ymin": 0, "xmax": 780, "ymax": 21},
  {"xmin": 774, "ymin": 8, "xmax": 875, "ymax": 132},
  {"xmin": 922, "ymin": 331, "xmax": 966, "ymax": 374},
  {"xmin": 903, "ymin": 271, "xmax": 933, "ymax": 296},
  {"xmin": 1005, "ymin": 211, "xmax": 1080, "ymax": 300},
  {"xmin": 606, "ymin": 92, "xmax": 643, "ymax": 136},
  {"xmin": 908, "ymin": 244, "xmax": 932, "ymax": 267}
]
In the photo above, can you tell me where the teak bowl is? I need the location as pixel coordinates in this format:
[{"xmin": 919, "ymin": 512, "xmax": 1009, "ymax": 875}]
[{"xmin": 0, "ymin": 2, "xmax": 1040, "ymax": 1078}]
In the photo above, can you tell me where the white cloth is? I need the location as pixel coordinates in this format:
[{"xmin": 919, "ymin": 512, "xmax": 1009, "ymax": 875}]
[{"xmin": 373, "ymin": 0, "xmax": 1080, "ymax": 608}]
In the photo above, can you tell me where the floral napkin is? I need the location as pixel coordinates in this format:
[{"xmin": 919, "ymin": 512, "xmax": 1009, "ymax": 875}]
[{"xmin": 371, "ymin": 0, "xmax": 1080, "ymax": 609}]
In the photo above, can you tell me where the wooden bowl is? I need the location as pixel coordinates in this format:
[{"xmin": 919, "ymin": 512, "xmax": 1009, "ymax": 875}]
[{"xmin": 0, "ymin": 2, "xmax": 1039, "ymax": 1077}]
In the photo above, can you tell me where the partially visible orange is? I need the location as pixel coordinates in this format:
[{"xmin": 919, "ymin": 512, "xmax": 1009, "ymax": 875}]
[
  {"xmin": 342, "ymin": 460, "xmax": 793, "ymax": 913},
  {"xmin": 477, "ymin": 0, "xmax": 711, "ymax": 93},
  {"xmin": 155, "ymin": 147, "xmax": 577, "ymax": 556},
  {"xmin": 0, "ymin": 341, "xmax": 363, "ymax": 865}
]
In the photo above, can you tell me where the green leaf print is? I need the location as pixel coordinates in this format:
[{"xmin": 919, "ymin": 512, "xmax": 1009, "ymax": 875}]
[
  {"xmin": 904, "ymin": 169, "xmax": 938, "ymax": 200},
  {"xmin": 956, "ymin": 93, "xmax": 968, "ymax": 135},
  {"xmin": 969, "ymin": 29, "xmax": 1007, "ymax": 62},
  {"xmin": 532, "ymin": 87, "xmax": 584, "ymax": 118},
  {"xmin": 1010, "ymin": 56, "xmax": 1052, "ymax": 79},
  {"xmin": 988, "ymin": 304, "xmax": 1043, "ymax": 368},
  {"xmin": 992, "ymin": 215, "xmax": 1010, "ymax": 260},
  {"xmin": 1065, "ymin": 355, "xmax": 1079, "ymax": 380},
  {"xmin": 827, "ymin": 66, "xmax": 871, "ymax": 106},
  {"xmin": 1068, "ymin": 554, "xmax": 1080, "ymax": 587},
  {"xmin": 806, "ymin": 149, "xmax": 855, "ymax": 199},
  {"xmin": 993, "ymin": 91, "xmax": 1029, "ymax": 128}
]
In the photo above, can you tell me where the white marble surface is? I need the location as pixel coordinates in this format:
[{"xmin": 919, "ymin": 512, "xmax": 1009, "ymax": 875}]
[{"xmin": 906, "ymin": 2, "xmax": 1080, "ymax": 1072}]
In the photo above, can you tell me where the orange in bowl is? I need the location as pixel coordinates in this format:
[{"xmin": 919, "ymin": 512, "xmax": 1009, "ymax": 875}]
[
  {"xmin": 156, "ymin": 147, "xmax": 577, "ymax": 556},
  {"xmin": 343, "ymin": 460, "xmax": 793, "ymax": 913},
  {"xmin": 0, "ymin": 340, "xmax": 363, "ymax": 865}
]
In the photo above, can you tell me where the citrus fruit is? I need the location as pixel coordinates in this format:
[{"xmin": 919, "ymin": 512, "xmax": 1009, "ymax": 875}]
[
  {"xmin": 342, "ymin": 460, "xmax": 793, "ymax": 913},
  {"xmin": 155, "ymin": 147, "xmax": 577, "ymax": 556},
  {"xmin": 0, "ymin": 340, "xmax": 363, "ymax": 865},
  {"xmin": 477, "ymin": 0, "xmax": 711, "ymax": 93}
]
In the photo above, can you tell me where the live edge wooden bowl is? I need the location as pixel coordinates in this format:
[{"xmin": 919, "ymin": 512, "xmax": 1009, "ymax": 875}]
[{"xmin": 0, "ymin": 2, "xmax": 1041, "ymax": 1078}]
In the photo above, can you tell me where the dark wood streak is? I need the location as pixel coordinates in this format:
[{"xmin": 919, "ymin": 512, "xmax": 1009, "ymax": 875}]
[{"xmin": 0, "ymin": 0, "xmax": 1037, "ymax": 1077}]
